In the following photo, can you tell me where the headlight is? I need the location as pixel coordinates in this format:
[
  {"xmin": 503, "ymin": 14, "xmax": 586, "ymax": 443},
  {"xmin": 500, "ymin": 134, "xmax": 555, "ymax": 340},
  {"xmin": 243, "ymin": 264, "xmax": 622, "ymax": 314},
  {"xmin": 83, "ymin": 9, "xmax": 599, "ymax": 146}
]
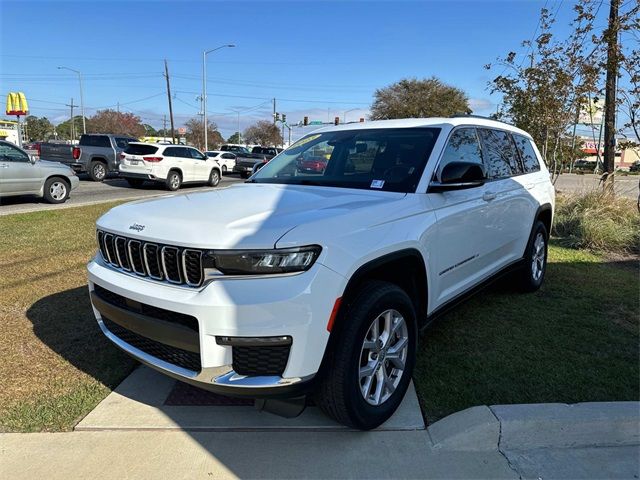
[{"xmin": 203, "ymin": 245, "xmax": 321, "ymax": 276}]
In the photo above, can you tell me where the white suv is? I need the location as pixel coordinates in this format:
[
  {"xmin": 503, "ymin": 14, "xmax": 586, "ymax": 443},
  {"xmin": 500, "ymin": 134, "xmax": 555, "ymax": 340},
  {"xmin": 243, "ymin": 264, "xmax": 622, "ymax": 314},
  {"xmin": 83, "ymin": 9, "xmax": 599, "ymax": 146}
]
[
  {"xmin": 119, "ymin": 143, "xmax": 222, "ymax": 191},
  {"xmin": 88, "ymin": 117, "xmax": 554, "ymax": 429}
]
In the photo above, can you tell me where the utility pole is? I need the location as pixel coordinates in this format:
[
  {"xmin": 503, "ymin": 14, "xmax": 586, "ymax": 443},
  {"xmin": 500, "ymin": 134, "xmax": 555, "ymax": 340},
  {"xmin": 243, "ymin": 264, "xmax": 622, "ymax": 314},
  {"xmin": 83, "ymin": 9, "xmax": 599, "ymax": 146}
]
[
  {"xmin": 65, "ymin": 98, "xmax": 77, "ymax": 141},
  {"xmin": 163, "ymin": 115, "xmax": 167, "ymax": 142},
  {"xmin": 273, "ymin": 98, "xmax": 276, "ymax": 124},
  {"xmin": 603, "ymin": 0, "xmax": 620, "ymax": 175},
  {"xmin": 164, "ymin": 59, "xmax": 176, "ymax": 144}
]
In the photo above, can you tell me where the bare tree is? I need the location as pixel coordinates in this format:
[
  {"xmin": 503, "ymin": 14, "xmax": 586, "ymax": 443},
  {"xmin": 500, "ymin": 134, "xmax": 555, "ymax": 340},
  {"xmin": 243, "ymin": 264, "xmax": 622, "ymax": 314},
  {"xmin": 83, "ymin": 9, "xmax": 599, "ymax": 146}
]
[{"xmin": 185, "ymin": 117, "xmax": 223, "ymax": 150}]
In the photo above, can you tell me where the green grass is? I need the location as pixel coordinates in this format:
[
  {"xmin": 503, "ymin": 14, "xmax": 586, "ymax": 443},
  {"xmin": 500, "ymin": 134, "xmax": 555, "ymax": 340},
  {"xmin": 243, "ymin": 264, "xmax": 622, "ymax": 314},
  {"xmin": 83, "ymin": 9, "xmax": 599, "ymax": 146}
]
[
  {"xmin": 1, "ymin": 202, "xmax": 638, "ymax": 431},
  {"xmin": 0, "ymin": 202, "xmax": 136, "ymax": 432},
  {"xmin": 414, "ymin": 244, "xmax": 639, "ymax": 424}
]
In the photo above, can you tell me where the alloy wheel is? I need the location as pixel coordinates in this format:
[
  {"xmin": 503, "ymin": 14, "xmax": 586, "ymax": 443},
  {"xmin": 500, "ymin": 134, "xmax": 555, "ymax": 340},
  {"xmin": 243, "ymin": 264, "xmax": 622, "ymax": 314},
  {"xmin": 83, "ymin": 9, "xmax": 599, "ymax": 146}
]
[
  {"xmin": 49, "ymin": 181, "xmax": 67, "ymax": 201},
  {"xmin": 359, "ymin": 309, "xmax": 409, "ymax": 406},
  {"xmin": 531, "ymin": 232, "xmax": 546, "ymax": 281}
]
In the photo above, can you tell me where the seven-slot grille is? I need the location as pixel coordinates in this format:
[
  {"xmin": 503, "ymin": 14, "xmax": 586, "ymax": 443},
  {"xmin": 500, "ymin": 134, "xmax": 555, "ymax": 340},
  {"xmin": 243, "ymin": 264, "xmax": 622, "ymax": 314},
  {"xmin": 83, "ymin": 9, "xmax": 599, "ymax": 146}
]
[{"xmin": 97, "ymin": 230, "xmax": 204, "ymax": 287}]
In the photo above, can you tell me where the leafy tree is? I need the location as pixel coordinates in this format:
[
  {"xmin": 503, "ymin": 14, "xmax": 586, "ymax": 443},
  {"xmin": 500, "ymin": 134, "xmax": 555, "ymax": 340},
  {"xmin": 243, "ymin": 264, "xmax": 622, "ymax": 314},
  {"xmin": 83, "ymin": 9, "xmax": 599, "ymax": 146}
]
[
  {"xmin": 370, "ymin": 77, "xmax": 471, "ymax": 120},
  {"xmin": 55, "ymin": 115, "xmax": 86, "ymax": 140},
  {"xmin": 25, "ymin": 116, "xmax": 53, "ymax": 141},
  {"xmin": 243, "ymin": 120, "xmax": 281, "ymax": 146},
  {"xmin": 86, "ymin": 109, "xmax": 145, "ymax": 137},
  {"xmin": 227, "ymin": 131, "xmax": 242, "ymax": 144},
  {"xmin": 184, "ymin": 117, "xmax": 224, "ymax": 150},
  {"xmin": 142, "ymin": 124, "xmax": 158, "ymax": 136}
]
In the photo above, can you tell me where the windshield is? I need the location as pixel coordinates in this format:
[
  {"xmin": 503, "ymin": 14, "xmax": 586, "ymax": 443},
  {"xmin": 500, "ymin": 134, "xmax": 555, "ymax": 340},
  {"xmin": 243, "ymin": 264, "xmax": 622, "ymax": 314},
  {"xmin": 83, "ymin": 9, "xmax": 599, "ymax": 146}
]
[{"xmin": 251, "ymin": 127, "xmax": 440, "ymax": 193}]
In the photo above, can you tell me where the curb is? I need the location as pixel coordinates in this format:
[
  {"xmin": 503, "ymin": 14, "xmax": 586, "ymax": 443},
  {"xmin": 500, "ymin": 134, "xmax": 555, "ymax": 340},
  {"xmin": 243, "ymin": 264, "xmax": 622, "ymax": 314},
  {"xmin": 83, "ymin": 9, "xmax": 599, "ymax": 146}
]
[{"xmin": 427, "ymin": 402, "xmax": 640, "ymax": 451}]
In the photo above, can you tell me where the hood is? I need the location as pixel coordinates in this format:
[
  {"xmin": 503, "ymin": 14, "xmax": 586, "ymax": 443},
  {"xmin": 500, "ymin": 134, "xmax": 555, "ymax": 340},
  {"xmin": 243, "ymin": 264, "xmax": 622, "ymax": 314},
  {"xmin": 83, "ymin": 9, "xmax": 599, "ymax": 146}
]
[{"xmin": 97, "ymin": 183, "xmax": 406, "ymax": 249}]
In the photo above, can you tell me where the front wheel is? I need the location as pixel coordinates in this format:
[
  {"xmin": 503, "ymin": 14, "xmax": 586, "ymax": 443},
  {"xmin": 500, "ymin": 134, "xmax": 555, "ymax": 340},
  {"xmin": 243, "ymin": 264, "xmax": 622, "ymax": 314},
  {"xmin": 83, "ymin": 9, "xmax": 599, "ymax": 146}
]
[
  {"xmin": 517, "ymin": 220, "xmax": 548, "ymax": 292},
  {"xmin": 43, "ymin": 177, "xmax": 70, "ymax": 204},
  {"xmin": 315, "ymin": 281, "xmax": 417, "ymax": 430},
  {"xmin": 221, "ymin": 165, "xmax": 228, "ymax": 174}
]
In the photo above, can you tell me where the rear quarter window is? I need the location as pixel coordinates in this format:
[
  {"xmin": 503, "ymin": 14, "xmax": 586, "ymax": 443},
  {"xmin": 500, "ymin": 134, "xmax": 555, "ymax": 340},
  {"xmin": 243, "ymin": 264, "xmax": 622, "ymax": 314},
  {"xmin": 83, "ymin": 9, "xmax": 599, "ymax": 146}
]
[
  {"xmin": 125, "ymin": 144, "xmax": 158, "ymax": 155},
  {"xmin": 79, "ymin": 135, "xmax": 111, "ymax": 148},
  {"xmin": 478, "ymin": 128, "xmax": 523, "ymax": 179},
  {"xmin": 513, "ymin": 134, "xmax": 541, "ymax": 173}
]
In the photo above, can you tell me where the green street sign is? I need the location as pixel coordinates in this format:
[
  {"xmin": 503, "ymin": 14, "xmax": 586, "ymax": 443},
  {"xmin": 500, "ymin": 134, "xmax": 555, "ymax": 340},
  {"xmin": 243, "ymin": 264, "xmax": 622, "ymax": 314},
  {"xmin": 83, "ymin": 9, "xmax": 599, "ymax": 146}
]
[{"xmin": 309, "ymin": 120, "xmax": 323, "ymax": 125}]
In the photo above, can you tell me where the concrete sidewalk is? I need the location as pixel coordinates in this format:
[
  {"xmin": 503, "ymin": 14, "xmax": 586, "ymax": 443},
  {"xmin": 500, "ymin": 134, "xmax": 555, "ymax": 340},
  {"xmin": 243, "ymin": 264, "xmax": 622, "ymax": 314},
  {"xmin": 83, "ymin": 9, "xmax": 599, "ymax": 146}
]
[{"xmin": 1, "ymin": 367, "xmax": 638, "ymax": 479}]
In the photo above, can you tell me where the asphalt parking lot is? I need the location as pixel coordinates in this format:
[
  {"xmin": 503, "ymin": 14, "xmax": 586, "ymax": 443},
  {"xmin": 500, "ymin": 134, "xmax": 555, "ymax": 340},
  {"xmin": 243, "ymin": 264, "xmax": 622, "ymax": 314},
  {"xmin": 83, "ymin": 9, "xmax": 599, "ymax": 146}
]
[{"xmin": 0, "ymin": 173, "xmax": 244, "ymax": 216}]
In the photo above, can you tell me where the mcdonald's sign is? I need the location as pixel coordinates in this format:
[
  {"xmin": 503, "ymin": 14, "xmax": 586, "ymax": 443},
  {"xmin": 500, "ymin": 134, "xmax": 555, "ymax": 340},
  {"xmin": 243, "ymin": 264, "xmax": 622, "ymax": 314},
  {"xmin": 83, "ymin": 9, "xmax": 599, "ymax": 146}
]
[{"xmin": 6, "ymin": 92, "xmax": 29, "ymax": 116}]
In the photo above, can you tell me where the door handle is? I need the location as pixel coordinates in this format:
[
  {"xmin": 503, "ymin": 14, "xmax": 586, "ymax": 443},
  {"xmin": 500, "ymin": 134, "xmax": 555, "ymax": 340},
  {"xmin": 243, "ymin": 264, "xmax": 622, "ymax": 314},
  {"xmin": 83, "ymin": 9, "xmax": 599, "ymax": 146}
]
[
  {"xmin": 482, "ymin": 191, "xmax": 497, "ymax": 202},
  {"xmin": 525, "ymin": 183, "xmax": 536, "ymax": 190}
]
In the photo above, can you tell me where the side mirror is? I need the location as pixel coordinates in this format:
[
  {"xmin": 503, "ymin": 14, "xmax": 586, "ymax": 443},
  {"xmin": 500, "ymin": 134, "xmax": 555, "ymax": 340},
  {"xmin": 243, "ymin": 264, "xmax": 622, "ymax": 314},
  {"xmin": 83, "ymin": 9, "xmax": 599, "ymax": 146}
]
[
  {"xmin": 29, "ymin": 155, "xmax": 37, "ymax": 164},
  {"xmin": 429, "ymin": 161, "xmax": 486, "ymax": 192}
]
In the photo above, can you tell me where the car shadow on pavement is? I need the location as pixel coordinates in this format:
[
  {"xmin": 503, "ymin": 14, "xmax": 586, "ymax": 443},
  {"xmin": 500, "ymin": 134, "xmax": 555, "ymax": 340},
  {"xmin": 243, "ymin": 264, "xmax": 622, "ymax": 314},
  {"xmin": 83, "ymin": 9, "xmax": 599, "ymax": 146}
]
[{"xmin": 26, "ymin": 285, "xmax": 137, "ymax": 391}]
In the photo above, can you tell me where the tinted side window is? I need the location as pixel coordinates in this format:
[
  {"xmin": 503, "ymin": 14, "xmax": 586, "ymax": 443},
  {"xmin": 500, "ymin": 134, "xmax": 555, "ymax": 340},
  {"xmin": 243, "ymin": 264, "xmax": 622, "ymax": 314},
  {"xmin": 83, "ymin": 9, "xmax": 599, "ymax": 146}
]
[
  {"xmin": 186, "ymin": 148, "xmax": 204, "ymax": 159},
  {"xmin": 222, "ymin": 153, "xmax": 235, "ymax": 159},
  {"xmin": 513, "ymin": 134, "xmax": 541, "ymax": 173},
  {"xmin": 478, "ymin": 129, "xmax": 522, "ymax": 179},
  {"xmin": 438, "ymin": 128, "xmax": 484, "ymax": 177},
  {"xmin": 115, "ymin": 137, "xmax": 134, "ymax": 149},
  {"xmin": 163, "ymin": 147, "xmax": 181, "ymax": 157},
  {"xmin": 80, "ymin": 135, "xmax": 111, "ymax": 148},
  {"xmin": 0, "ymin": 143, "xmax": 29, "ymax": 162},
  {"xmin": 125, "ymin": 144, "xmax": 158, "ymax": 155}
]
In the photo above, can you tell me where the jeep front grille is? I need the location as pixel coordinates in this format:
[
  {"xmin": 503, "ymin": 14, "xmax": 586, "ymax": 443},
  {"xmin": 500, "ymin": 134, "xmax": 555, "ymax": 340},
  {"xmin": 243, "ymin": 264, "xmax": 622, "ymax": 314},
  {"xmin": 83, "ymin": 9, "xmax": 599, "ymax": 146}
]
[{"xmin": 97, "ymin": 230, "xmax": 204, "ymax": 287}]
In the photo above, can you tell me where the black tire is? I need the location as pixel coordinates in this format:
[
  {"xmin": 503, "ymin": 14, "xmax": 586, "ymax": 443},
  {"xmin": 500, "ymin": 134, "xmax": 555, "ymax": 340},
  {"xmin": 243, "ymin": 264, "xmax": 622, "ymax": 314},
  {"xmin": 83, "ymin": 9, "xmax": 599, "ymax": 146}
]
[
  {"xmin": 165, "ymin": 171, "xmax": 181, "ymax": 191},
  {"xmin": 208, "ymin": 168, "xmax": 221, "ymax": 187},
  {"xmin": 516, "ymin": 220, "xmax": 549, "ymax": 292},
  {"xmin": 125, "ymin": 178, "xmax": 144, "ymax": 188},
  {"xmin": 240, "ymin": 171, "xmax": 250, "ymax": 179},
  {"xmin": 315, "ymin": 281, "xmax": 417, "ymax": 430},
  {"xmin": 221, "ymin": 165, "xmax": 228, "ymax": 174},
  {"xmin": 88, "ymin": 160, "xmax": 107, "ymax": 182},
  {"xmin": 43, "ymin": 177, "xmax": 70, "ymax": 204}
]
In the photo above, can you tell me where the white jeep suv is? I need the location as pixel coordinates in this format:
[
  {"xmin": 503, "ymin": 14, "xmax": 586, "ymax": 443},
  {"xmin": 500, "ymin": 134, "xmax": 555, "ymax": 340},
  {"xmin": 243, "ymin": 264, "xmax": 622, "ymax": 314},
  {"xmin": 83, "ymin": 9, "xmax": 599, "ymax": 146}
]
[
  {"xmin": 88, "ymin": 117, "xmax": 554, "ymax": 429},
  {"xmin": 119, "ymin": 143, "xmax": 222, "ymax": 191}
]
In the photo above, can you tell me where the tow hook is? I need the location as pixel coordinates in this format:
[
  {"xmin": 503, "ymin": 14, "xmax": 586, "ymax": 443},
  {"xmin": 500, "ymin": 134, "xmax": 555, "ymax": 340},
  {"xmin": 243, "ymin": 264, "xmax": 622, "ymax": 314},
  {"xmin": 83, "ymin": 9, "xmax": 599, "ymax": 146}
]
[{"xmin": 254, "ymin": 396, "xmax": 307, "ymax": 418}]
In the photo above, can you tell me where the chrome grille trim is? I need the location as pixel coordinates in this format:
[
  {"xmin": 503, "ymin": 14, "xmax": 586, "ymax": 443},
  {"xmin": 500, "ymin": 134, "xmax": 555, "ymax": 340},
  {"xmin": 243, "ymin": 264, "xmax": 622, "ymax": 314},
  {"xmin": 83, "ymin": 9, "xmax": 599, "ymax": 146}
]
[
  {"xmin": 143, "ymin": 243, "xmax": 164, "ymax": 280},
  {"xmin": 161, "ymin": 246, "xmax": 182, "ymax": 284},
  {"xmin": 182, "ymin": 249, "xmax": 203, "ymax": 287},
  {"xmin": 115, "ymin": 236, "xmax": 132, "ymax": 271},
  {"xmin": 96, "ymin": 230, "xmax": 207, "ymax": 288},
  {"xmin": 127, "ymin": 240, "xmax": 146, "ymax": 276}
]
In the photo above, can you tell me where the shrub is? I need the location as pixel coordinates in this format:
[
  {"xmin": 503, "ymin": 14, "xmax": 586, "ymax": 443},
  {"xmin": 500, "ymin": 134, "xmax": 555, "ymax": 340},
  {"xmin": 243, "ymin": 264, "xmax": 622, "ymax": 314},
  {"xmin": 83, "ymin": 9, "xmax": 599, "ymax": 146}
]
[{"xmin": 553, "ymin": 191, "xmax": 640, "ymax": 254}]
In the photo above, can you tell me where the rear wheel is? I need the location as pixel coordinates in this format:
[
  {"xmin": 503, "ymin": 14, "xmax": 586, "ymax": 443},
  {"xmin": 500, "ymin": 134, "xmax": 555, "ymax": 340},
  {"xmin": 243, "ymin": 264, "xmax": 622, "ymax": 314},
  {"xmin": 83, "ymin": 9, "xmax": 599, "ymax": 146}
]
[
  {"xmin": 221, "ymin": 165, "xmax": 228, "ymax": 174},
  {"xmin": 208, "ymin": 169, "xmax": 221, "ymax": 187},
  {"xmin": 88, "ymin": 160, "xmax": 107, "ymax": 182},
  {"xmin": 165, "ymin": 171, "xmax": 181, "ymax": 191},
  {"xmin": 43, "ymin": 177, "xmax": 70, "ymax": 204},
  {"xmin": 240, "ymin": 171, "xmax": 249, "ymax": 179},
  {"xmin": 517, "ymin": 220, "xmax": 548, "ymax": 292},
  {"xmin": 125, "ymin": 178, "xmax": 144, "ymax": 188},
  {"xmin": 315, "ymin": 281, "xmax": 417, "ymax": 430}
]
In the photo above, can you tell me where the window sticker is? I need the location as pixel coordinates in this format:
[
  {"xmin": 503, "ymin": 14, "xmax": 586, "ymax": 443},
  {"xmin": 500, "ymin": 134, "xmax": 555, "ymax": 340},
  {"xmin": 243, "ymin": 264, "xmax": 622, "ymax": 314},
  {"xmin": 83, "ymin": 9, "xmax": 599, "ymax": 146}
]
[{"xmin": 370, "ymin": 179, "xmax": 385, "ymax": 189}]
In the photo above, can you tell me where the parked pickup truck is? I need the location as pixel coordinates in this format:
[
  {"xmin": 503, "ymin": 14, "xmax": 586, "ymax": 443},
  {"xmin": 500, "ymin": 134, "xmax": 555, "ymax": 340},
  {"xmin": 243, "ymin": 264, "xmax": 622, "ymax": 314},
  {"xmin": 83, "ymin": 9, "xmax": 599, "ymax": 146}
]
[
  {"xmin": 40, "ymin": 134, "xmax": 137, "ymax": 181},
  {"xmin": 233, "ymin": 146, "xmax": 283, "ymax": 178}
]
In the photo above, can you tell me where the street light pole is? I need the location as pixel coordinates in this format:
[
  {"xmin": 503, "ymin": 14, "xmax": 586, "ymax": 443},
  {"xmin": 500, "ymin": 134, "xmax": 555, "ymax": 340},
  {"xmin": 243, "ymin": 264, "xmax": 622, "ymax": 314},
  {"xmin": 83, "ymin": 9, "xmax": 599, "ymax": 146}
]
[
  {"xmin": 58, "ymin": 66, "xmax": 86, "ymax": 134},
  {"xmin": 202, "ymin": 44, "xmax": 235, "ymax": 151},
  {"xmin": 343, "ymin": 108, "xmax": 358, "ymax": 124}
]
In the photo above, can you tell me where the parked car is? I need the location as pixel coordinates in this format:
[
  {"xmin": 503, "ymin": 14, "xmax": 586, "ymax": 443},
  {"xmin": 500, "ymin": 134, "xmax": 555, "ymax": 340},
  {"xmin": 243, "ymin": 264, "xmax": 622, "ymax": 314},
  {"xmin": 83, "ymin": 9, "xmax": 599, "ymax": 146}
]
[
  {"xmin": 40, "ymin": 134, "xmax": 137, "ymax": 182},
  {"xmin": 233, "ymin": 146, "xmax": 283, "ymax": 178},
  {"xmin": 572, "ymin": 159, "xmax": 597, "ymax": 174},
  {"xmin": 629, "ymin": 161, "xmax": 640, "ymax": 173},
  {"xmin": 119, "ymin": 143, "xmax": 222, "ymax": 191},
  {"xmin": 88, "ymin": 117, "xmax": 554, "ymax": 429},
  {"xmin": 220, "ymin": 144, "xmax": 250, "ymax": 154},
  {"xmin": 296, "ymin": 154, "xmax": 328, "ymax": 174},
  {"xmin": 205, "ymin": 151, "xmax": 236, "ymax": 173},
  {"xmin": 0, "ymin": 140, "xmax": 79, "ymax": 203}
]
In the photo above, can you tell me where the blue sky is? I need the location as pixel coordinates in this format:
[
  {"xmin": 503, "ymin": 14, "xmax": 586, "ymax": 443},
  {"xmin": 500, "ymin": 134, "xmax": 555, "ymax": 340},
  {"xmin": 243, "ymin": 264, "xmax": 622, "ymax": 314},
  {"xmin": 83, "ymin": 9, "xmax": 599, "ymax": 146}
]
[{"xmin": 0, "ymin": 0, "xmax": 607, "ymax": 140}]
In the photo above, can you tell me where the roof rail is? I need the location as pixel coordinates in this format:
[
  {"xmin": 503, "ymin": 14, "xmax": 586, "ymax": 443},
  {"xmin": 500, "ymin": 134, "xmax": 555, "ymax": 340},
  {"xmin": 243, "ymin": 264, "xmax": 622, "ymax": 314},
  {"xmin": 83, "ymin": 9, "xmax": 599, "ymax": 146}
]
[{"xmin": 450, "ymin": 113, "xmax": 514, "ymax": 126}]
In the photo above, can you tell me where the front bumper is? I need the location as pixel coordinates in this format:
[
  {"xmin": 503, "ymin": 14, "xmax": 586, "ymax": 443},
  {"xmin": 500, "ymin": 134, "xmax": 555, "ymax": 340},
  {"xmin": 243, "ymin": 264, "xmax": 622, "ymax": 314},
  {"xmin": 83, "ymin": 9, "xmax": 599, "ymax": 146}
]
[
  {"xmin": 69, "ymin": 175, "xmax": 80, "ymax": 191},
  {"xmin": 87, "ymin": 254, "xmax": 344, "ymax": 398}
]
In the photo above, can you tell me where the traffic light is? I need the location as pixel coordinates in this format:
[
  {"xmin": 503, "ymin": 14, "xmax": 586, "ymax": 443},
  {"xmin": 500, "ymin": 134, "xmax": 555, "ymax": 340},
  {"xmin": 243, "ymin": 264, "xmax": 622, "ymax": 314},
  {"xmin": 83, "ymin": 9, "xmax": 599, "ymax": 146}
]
[
  {"xmin": 282, "ymin": 114, "xmax": 286, "ymax": 123},
  {"xmin": 274, "ymin": 112, "xmax": 280, "ymax": 122},
  {"xmin": 334, "ymin": 117, "xmax": 339, "ymax": 126},
  {"xmin": 303, "ymin": 116, "xmax": 308, "ymax": 126},
  {"xmin": 359, "ymin": 117, "xmax": 365, "ymax": 123}
]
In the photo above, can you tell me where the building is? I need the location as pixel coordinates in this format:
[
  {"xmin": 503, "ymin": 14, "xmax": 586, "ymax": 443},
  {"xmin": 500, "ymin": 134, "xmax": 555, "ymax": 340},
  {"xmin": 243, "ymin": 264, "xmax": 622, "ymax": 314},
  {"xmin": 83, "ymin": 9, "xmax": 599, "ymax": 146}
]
[{"xmin": 0, "ymin": 119, "xmax": 24, "ymax": 145}]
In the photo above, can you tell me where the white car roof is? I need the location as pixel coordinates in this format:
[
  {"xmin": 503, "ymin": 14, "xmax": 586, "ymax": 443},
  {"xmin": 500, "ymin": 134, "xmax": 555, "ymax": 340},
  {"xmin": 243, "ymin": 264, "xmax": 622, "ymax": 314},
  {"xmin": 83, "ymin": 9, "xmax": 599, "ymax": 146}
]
[{"xmin": 311, "ymin": 117, "xmax": 532, "ymax": 138}]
